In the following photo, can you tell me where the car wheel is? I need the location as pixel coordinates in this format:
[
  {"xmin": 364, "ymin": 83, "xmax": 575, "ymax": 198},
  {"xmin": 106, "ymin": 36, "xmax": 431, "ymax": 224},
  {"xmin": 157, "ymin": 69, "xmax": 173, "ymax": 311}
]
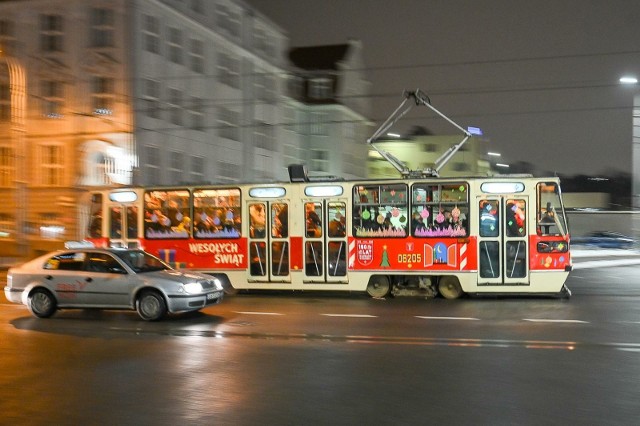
[
  {"xmin": 28, "ymin": 288, "xmax": 57, "ymax": 318},
  {"xmin": 136, "ymin": 290, "xmax": 167, "ymax": 321},
  {"xmin": 438, "ymin": 276, "xmax": 464, "ymax": 299}
]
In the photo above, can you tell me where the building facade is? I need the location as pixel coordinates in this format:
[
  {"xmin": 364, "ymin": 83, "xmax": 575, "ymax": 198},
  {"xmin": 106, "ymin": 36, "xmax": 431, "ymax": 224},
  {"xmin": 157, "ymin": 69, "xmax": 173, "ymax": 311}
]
[{"xmin": 0, "ymin": 0, "xmax": 373, "ymax": 259}]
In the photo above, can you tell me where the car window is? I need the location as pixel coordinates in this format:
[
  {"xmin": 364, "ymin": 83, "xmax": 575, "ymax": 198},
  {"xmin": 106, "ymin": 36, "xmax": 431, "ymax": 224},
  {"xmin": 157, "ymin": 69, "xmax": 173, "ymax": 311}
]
[
  {"xmin": 44, "ymin": 252, "xmax": 86, "ymax": 270},
  {"xmin": 113, "ymin": 250, "xmax": 169, "ymax": 273},
  {"xmin": 85, "ymin": 252, "xmax": 127, "ymax": 274}
]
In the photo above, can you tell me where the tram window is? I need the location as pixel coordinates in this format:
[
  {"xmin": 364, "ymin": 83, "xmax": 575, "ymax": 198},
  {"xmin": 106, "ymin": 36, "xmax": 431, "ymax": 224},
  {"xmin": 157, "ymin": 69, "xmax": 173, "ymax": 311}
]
[
  {"xmin": 505, "ymin": 199, "xmax": 526, "ymax": 237},
  {"xmin": 328, "ymin": 202, "xmax": 346, "ymax": 238},
  {"xmin": 126, "ymin": 206, "xmax": 138, "ymax": 239},
  {"xmin": 250, "ymin": 241, "xmax": 266, "ymax": 276},
  {"xmin": 537, "ymin": 182, "xmax": 567, "ymax": 236},
  {"xmin": 271, "ymin": 241, "xmax": 289, "ymax": 276},
  {"xmin": 144, "ymin": 190, "xmax": 192, "ymax": 239},
  {"xmin": 352, "ymin": 184, "xmax": 408, "ymax": 238},
  {"xmin": 192, "ymin": 188, "xmax": 241, "ymax": 239},
  {"xmin": 305, "ymin": 202, "xmax": 322, "ymax": 238},
  {"xmin": 479, "ymin": 241, "xmax": 500, "ymax": 278},
  {"xmin": 109, "ymin": 207, "xmax": 122, "ymax": 239},
  {"xmin": 88, "ymin": 193, "xmax": 103, "ymax": 238},
  {"xmin": 411, "ymin": 183, "xmax": 468, "ymax": 237},
  {"xmin": 479, "ymin": 199, "xmax": 499, "ymax": 237},
  {"xmin": 249, "ymin": 203, "xmax": 266, "ymax": 238},
  {"xmin": 328, "ymin": 241, "xmax": 347, "ymax": 276},
  {"xmin": 272, "ymin": 203, "xmax": 288, "ymax": 238},
  {"xmin": 305, "ymin": 241, "xmax": 323, "ymax": 276}
]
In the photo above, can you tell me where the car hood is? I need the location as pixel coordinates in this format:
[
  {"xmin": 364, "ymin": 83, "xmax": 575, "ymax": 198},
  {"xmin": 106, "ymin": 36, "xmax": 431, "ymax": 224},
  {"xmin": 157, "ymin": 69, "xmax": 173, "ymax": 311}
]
[{"xmin": 143, "ymin": 269, "xmax": 213, "ymax": 284}]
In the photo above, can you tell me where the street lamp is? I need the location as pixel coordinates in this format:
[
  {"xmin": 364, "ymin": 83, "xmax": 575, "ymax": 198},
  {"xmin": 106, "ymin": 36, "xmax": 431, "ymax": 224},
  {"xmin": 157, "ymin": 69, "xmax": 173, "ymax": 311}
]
[{"xmin": 620, "ymin": 75, "xmax": 640, "ymax": 242}]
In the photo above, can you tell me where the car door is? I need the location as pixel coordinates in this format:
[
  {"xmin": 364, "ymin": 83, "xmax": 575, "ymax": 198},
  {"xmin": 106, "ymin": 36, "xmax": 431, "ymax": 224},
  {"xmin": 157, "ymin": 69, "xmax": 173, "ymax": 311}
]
[{"xmin": 82, "ymin": 252, "xmax": 133, "ymax": 308}]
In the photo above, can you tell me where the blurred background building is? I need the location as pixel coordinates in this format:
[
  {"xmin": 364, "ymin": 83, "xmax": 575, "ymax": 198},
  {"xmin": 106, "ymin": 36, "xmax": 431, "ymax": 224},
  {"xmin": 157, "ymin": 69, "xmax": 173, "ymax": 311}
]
[{"xmin": 0, "ymin": 0, "xmax": 372, "ymax": 258}]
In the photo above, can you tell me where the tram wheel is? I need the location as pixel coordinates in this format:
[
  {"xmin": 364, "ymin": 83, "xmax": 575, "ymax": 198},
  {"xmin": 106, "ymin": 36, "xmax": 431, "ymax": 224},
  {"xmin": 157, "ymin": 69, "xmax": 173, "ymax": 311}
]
[
  {"xmin": 438, "ymin": 276, "xmax": 463, "ymax": 300},
  {"xmin": 367, "ymin": 276, "xmax": 390, "ymax": 298}
]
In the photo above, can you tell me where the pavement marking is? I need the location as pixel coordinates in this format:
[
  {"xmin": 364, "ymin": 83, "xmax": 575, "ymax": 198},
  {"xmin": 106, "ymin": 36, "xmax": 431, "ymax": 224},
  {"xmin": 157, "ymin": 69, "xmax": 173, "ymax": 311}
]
[
  {"xmin": 234, "ymin": 311, "xmax": 284, "ymax": 316},
  {"xmin": 416, "ymin": 316, "xmax": 480, "ymax": 321},
  {"xmin": 321, "ymin": 314, "xmax": 377, "ymax": 318},
  {"xmin": 523, "ymin": 318, "xmax": 589, "ymax": 324}
]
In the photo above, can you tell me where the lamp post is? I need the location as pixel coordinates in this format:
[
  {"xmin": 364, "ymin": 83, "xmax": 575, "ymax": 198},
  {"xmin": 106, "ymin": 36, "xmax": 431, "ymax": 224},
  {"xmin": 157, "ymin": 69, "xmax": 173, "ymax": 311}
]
[{"xmin": 620, "ymin": 75, "xmax": 640, "ymax": 242}]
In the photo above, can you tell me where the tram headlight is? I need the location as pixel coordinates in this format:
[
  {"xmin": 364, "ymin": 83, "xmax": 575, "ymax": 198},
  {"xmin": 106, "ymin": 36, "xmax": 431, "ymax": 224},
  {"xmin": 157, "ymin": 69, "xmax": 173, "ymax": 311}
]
[
  {"xmin": 183, "ymin": 282, "xmax": 204, "ymax": 294},
  {"xmin": 537, "ymin": 241, "xmax": 568, "ymax": 253}
]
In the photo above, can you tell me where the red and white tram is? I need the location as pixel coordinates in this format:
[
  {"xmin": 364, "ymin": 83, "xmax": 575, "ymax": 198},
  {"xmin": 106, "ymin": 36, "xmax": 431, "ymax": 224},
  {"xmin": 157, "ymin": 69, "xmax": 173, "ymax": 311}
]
[
  {"xmin": 82, "ymin": 172, "xmax": 572, "ymax": 299},
  {"xmin": 82, "ymin": 90, "xmax": 572, "ymax": 299}
]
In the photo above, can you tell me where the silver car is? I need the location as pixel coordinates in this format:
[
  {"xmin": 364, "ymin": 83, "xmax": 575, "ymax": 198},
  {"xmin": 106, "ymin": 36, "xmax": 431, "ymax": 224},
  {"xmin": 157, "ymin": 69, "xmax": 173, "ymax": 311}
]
[{"xmin": 4, "ymin": 247, "xmax": 224, "ymax": 321}]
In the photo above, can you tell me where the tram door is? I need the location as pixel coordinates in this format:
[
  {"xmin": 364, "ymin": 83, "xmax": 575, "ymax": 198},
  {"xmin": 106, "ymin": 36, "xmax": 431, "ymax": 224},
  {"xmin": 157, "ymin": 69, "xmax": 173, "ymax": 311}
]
[
  {"xmin": 303, "ymin": 199, "xmax": 348, "ymax": 283},
  {"xmin": 106, "ymin": 202, "xmax": 140, "ymax": 248},
  {"xmin": 247, "ymin": 201, "xmax": 290, "ymax": 283},
  {"xmin": 477, "ymin": 196, "xmax": 529, "ymax": 285}
]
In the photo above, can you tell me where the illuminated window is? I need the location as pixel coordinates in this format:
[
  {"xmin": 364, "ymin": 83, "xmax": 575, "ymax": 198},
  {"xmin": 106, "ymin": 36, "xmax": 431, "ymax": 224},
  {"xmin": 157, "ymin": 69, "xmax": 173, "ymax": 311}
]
[
  {"xmin": 0, "ymin": 83, "xmax": 9, "ymax": 121},
  {"xmin": 309, "ymin": 78, "xmax": 332, "ymax": 99},
  {"xmin": 352, "ymin": 183, "xmax": 408, "ymax": 238},
  {"xmin": 143, "ymin": 189, "xmax": 192, "ymax": 239},
  {"xmin": 91, "ymin": 76, "xmax": 114, "ymax": 115},
  {"xmin": 193, "ymin": 188, "xmax": 241, "ymax": 239},
  {"xmin": 0, "ymin": 146, "xmax": 14, "ymax": 187},
  {"xmin": 412, "ymin": 183, "xmax": 469, "ymax": 238},
  {"xmin": 40, "ymin": 144, "xmax": 64, "ymax": 186}
]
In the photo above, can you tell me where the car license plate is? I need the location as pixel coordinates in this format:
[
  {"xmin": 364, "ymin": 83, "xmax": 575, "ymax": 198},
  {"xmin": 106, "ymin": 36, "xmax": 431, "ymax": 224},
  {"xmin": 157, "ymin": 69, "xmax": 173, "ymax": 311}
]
[{"xmin": 207, "ymin": 292, "xmax": 220, "ymax": 300}]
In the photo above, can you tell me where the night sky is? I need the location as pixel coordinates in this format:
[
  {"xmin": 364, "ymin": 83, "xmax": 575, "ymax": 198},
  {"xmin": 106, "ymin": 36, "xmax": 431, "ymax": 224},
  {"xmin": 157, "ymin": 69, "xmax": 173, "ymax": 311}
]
[{"xmin": 246, "ymin": 0, "xmax": 640, "ymax": 176}]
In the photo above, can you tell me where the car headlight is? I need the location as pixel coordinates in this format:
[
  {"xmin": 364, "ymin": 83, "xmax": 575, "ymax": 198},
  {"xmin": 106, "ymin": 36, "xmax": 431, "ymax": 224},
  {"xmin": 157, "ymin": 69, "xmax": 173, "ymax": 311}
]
[
  {"xmin": 213, "ymin": 278, "xmax": 223, "ymax": 291},
  {"xmin": 183, "ymin": 282, "xmax": 204, "ymax": 294}
]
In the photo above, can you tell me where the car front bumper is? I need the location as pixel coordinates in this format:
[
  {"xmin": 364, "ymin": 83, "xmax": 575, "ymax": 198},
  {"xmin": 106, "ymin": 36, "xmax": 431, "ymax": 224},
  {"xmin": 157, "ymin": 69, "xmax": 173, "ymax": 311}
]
[{"xmin": 166, "ymin": 290, "xmax": 224, "ymax": 313}]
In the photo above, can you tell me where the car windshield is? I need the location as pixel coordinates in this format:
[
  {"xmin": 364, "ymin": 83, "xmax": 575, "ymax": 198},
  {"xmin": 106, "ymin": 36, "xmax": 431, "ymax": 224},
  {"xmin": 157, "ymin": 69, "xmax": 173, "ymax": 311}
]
[{"xmin": 113, "ymin": 250, "xmax": 170, "ymax": 273}]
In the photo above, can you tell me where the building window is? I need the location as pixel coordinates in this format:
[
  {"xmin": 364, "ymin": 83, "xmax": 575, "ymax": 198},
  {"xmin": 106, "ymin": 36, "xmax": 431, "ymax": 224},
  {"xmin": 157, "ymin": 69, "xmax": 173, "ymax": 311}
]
[
  {"xmin": 143, "ymin": 78, "xmax": 161, "ymax": 119},
  {"xmin": 189, "ymin": 39, "xmax": 205, "ymax": 73},
  {"xmin": 189, "ymin": 96, "xmax": 204, "ymax": 131},
  {"xmin": 218, "ymin": 107, "xmax": 239, "ymax": 141},
  {"xmin": 216, "ymin": 4, "xmax": 240, "ymax": 38},
  {"xmin": 0, "ymin": 83, "xmax": 9, "ymax": 121},
  {"xmin": 310, "ymin": 112, "xmax": 328, "ymax": 135},
  {"xmin": 145, "ymin": 145, "xmax": 160, "ymax": 184},
  {"xmin": 190, "ymin": 155, "xmax": 204, "ymax": 182},
  {"xmin": 218, "ymin": 53, "xmax": 240, "ymax": 89},
  {"xmin": 0, "ymin": 146, "xmax": 14, "ymax": 187},
  {"xmin": 169, "ymin": 151, "xmax": 184, "ymax": 184},
  {"xmin": 217, "ymin": 160, "xmax": 240, "ymax": 181},
  {"xmin": 168, "ymin": 88, "xmax": 183, "ymax": 126},
  {"xmin": 168, "ymin": 27, "xmax": 183, "ymax": 65},
  {"xmin": 40, "ymin": 144, "xmax": 64, "ymax": 186},
  {"xmin": 92, "ymin": 76, "xmax": 114, "ymax": 115},
  {"xmin": 0, "ymin": 19, "xmax": 16, "ymax": 55},
  {"xmin": 41, "ymin": 80, "xmax": 64, "ymax": 118},
  {"xmin": 143, "ymin": 15, "xmax": 160, "ymax": 54},
  {"xmin": 255, "ymin": 122, "xmax": 275, "ymax": 151},
  {"xmin": 40, "ymin": 14, "xmax": 64, "ymax": 53},
  {"xmin": 90, "ymin": 7, "xmax": 114, "ymax": 48},
  {"xmin": 311, "ymin": 149, "xmax": 329, "ymax": 172},
  {"xmin": 309, "ymin": 78, "xmax": 332, "ymax": 99}
]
